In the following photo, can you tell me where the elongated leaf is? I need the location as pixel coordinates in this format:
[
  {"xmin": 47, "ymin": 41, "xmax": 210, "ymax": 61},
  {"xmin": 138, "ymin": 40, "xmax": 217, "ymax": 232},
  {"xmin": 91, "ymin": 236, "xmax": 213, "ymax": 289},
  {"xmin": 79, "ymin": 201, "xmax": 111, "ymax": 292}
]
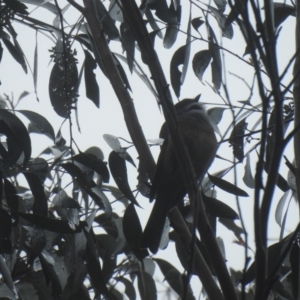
[
  {"xmin": 2, "ymin": 36, "xmax": 27, "ymax": 73},
  {"xmin": 108, "ymin": 151, "xmax": 139, "ymax": 206},
  {"xmin": 208, "ymin": 174, "xmax": 249, "ymax": 197},
  {"xmin": 275, "ymin": 190, "xmax": 290, "ymax": 226},
  {"xmin": 243, "ymin": 153, "xmax": 255, "ymax": 188},
  {"xmin": 214, "ymin": 0, "xmax": 226, "ymax": 13},
  {"xmin": 0, "ymin": 109, "xmax": 31, "ymax": 165},
  {"xmin": 191, "ymin": 17, "xmax": 204, "ymax": 32},
  {"xmin": 203, "ymin": 194, "xmax": 239, "ymax": 219},
  {"xmin": 120, "ymin": 22, "xmax": 135, "ymax": 73},
  {"xmin": 23, "ymin": 172, "xmax": 48, "ymax": 216},
  {"xmin": 15, "ymin": 210, "xmax": 86, "ymax": 233},
  {"xmin": 0, "ymin": 210, "xmax": 12, "ymax": 241},
  {"xmin": 154, "ymin": 258, "xmax": 194, "ymax": 298},
  {"xmin": 123, "ymin": 203, "xmax": 148, "ymax": 261},
  {"xmin": 73, "ymin": 152, "xmax": 109, "ymax": 183},
  {"xmin": 33, "ymin": 34, "xmax": 38, "ymax": 95},
  {"xmin": 115, "ymin": 277, "xmax": 136, "ymax": 300},
  {"xmin": 84, "ymin": 50, "xmax": 99, "ymax": 108},
  {"xmin": 192, "ymin": 50, "xmax": 212, "ymax": 82},
  {"xmin": 84, "ymin": 229, "xmax": 109, "ymax": 298},
  {"xmin": 137, "ymin": 271, "xmax": 157, "ymax": 300},
  {"xmin": 145, "ymin": 8, "xmax": 163, "ymax": 38},
  {"xmin": 170, "ymin": 45, "xmax": 185, "ymax": 97},
  {"xmin": 18, "ymin": 110, "xmax": 55, "ymax": 141}
]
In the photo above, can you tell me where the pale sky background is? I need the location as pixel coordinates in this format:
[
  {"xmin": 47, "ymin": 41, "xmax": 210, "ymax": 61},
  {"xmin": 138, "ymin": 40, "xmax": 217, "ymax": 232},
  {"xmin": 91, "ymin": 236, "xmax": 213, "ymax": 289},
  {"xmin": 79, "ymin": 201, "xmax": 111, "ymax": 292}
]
[{"xmin": 1, "ymin": 0, "xmax": 299, "ymax": 298}]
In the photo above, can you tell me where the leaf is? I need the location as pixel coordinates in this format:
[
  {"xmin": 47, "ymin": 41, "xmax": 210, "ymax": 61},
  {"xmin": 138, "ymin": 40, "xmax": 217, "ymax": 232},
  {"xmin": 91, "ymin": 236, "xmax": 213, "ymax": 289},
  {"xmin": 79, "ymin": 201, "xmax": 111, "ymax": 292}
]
[
  {"xmin": 113, "ymin": 54, "xmax": 132, "ymax": 91},
  {"xmin": 103, "ymin": 134, "xmax": 122, "ymax": 152},
  {"xmin": 123, "ymin": 203, "xmax": 148, "ymax": 261},
  {"xmin": 203, "ymin": 194, "xmax": 239, "ymax": 219},
  {"xmin": 115, "ymin": 277, "xmax": 136, "ymax": 300},
  {"xmin": 0, "ymin": 210, "xmax": 12, "ymax": 241},
  {"xmin": 73, "ymin": 152, "xmax": 109, "ymax": 183},
  {"xmin": 273, "ymin": 2, "xmax": 296, "ymax": 28},
  {"xmin": 120, "ymin": 22, "xmax": 135, "ymax": 73},
  {"xmin": 39, "ymin": 254, "xmax": 62, "ymax": 297},
  {"xmin": 213, "ymin": 0, "xmax": 226, "ymax": 13},
  {"xmin": 0, "ymin": 109, "xmax": 31, "ymax": 166},
  {"xmin": 275, "ymin": 190, "xmax": 290, "ymax": 226},
  {"xmin": 207, "ymin": 107, "xmax": 226, "ymax": 125},
  {"xmin": 84, "ymin": 229, "xmax": 109, "ymax": 298},
  {"xmin": 4, "ymin": 0, "xmax": 28, "ymax": 15},
  {"xmin": 145, "ymin": 8, "xmax": 163, "ymax": 38},
  {"xmin": 1, "ymin": 36, "xmax": 27, "ymax": 73},
  {"xmin": 243, "ymin": 154, "xmax": 255, "ymax": 188},
  {"xmin": 229, "ymin": 119, "xmax": 247, "ymax": 163},
  {"xmin": 33, "ymin": 32, "xmax": 38, "ymax": 96},
  {"xmin": 137, "ymin": 271, "xmax": 157, "ymax": 300},
  {"xmin": 208, "ymin": 25, "xmax": 222, "ymax": 91},
  {"xmin": 84, "ymin": 50, "xmax": 99, "ymax": 108},
  {"xmin": 0, "ymin": 255, "xmax": 18, "ymax": 298},
  {"xmin": 163, "ymin": 23, "xmax": 179, "ymax": 49},
  {"xmin": 170, "ymin": 45, "xmax": 185, "ymax": 97},
  {"xmin": 23, "ymin": 172, "xmax": 48, "ymax": 216},
  {"xmin": 109, "ymin": 0, "xmax": 123, "ymax": 22},
  {"xmin": 108, "ymin": 151, "xmax": 139, "ymax": 206},
  {"xmin": 94, "ymin": 0, "xmax": 119, "ymax": 40},
  {"xmin": 191, "ymin": 17, "xmax": 204, "ymax": 32},
  {"xmin": 208, "ymin": 174, "xmax": 249, "ymax": 197},
  {"xmin": 192, "ymin": 50, "xmax": 212, "ymax": 83},
  {"xmin": 219, "ymin": 218, "xmax": 244, "ymax": 239},
  {"xmin": 208, "ymin": 6, "xmax": 233, "ymax": 39},
  {"xmin": 15, "ymin": 210, "xmax": 86, "ymax": 233},
  {"xmin": 18, "ymin": 110, "xmax": 55, "ymax": 142},
  {"xmin": 290, "ymin": 241, "xmax": 299, "ymax": 300},
  {"xmin": 154, "ymin": 258, "xmax": 194, "ymax": 299}
]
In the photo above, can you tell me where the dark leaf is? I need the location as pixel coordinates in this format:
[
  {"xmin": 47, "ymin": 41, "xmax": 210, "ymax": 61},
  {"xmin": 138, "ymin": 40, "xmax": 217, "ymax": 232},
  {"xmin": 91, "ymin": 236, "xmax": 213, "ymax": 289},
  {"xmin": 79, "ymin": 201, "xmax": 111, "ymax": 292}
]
[
  {"xmin": 208, "ymin": 6, "xmax": 233, "ymax": 39},
  {"xmin": 55, "ymin": 129, "xmax": 66, "ymax": 147},
  {"xmin": 96, "ymin": 234, "xmax": 117, "ymax": 282},
  {"xmin": 84, "ymin": 229, "xmax": 109, "ymax": 298},
  {"xmin": 83, "ymin": 50, "xmax": 99, "ymax": 108},
  {"xmin": 229, "ymin": 119, "xmax": 247, "ymax": 162},
  {"xmin": 1, "ymin": 37, "xmax": 27, "ymax": 73},
  {"xmin": 120, "ymin": 22, "xmax": 135, "ymax": 73},
  {"xmin": 154, "ymin": 258, "xmax": 194, "ymax": 299},
  {"xmin": 137, "ymin": 271, "xmax": 157, "ymax": 300},
  {"xmin": 115, "ymin": 277, "xmax": 136, "ymax": 300},
  {"xmin": 208, "ymin": 25, "xmax": 222, "ymax": 91},
  {"xmin": 152, "ymin": 0, "xmax": 177, "ymax": 23},
  {"xmin": 23, "ymin": 172, "xmax": 48, "ymax": 216},
  {"xmin": 49, "ymin": 61, "xmax": 78, "ymax": 118},
  {"xmin": 4, "ymin": 0, "xmax": 28, "ymax": 15},
  {"xmin": 108, "ymin": 151, "xmax": 139, "ymax": 206},
  {"xmin": 0, "ymin": 210, "xmax": 12, "ymax": 241},
  {"xmin": 163, "ymin": 23, "xmax": 179, "ymax": 49},
  {"xmin": 4, "ymin": 179, "xmax": 19, "ymax": 214},
  {"xmin": 0, "ymin": 109, "xmax": 31, "ymax": 165},
  {"xmin": 18, "ymin": 110, "xmax": 55, "ymax": 142},
  {"xmin": 73, "ymin": 34, "xmax": 92, "ymax": 51},
  {"xmin": 208, "ymin": 174, "xmax": 249, "ymax": 197},
  {"xmin": 181, "ymin": 10, "xmax": 192, "ymax": 84},
  {"xmin": 203, "ymin": 194, "xmax": 239, "ymax": 219},
  {"xmin": 123, "ymin": 203, "xmax": 148, "ymax": 261},
  {"xmin": 113, "ymin": 54, "xmax": 132, "ymax": 91},
  {"xmin": 273, "ymin": 3, "xmax": 296, "ymax": 28},
  {"xmin": 137, "ymin": 158, "xmax": 150, "ymax": 197},
  {"xmin": 94, "ymin": 0, "xmax": 119, "ymax": 40},
  {"xmin": 170, "ymin": 46, "xmax": 185, "ymax": 97},
  {"xmin": 16, "ymin": 211, "xmax": 86, "ymax": 233},
  {"xmin": 94, "ymin": 213, "xmax": 119, "ymax": 238},
  {"xmin": 39, "ymin": 254, "xmax": 62, "ymax": 297},
  {"xmin": 0, "ymin": 41, "xmax": 3, "ymax": 63},
  {"xmin": 191, "ymin": 17, "xmax": 204, "ymax": 32},
  {"xmin": 290, "ymin": 242, "xmax": 299, "ymax": 300},
  {"xmin": 192, "ymin": 50, "xmax": 212, "ymax": 83},
  {"xmin": 33, "ymin": 34, "xmax": 38, "ymax": 95},
  {"xmin": 73, "ymin": 152, "xmax": 109, "ymax": 183},
  {"xmin": 219, "ymin": 218, "xmax": 244, "ymax": 239},
  {"xmin": 264, "ymin": 162, "xmax": 290, "ymax": 192},
  {"xmin": 27, "ymin": 157, "xmax": 49, "ymax": 183}
]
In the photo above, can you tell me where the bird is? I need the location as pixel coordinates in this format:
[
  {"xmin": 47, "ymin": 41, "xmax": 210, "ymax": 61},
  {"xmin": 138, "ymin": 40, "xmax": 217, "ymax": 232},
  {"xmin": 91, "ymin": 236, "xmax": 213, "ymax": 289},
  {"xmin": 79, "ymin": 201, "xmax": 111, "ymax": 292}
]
[{"xmin": 140, "ymin": 97, "xmax": 218, "ymax": 254}]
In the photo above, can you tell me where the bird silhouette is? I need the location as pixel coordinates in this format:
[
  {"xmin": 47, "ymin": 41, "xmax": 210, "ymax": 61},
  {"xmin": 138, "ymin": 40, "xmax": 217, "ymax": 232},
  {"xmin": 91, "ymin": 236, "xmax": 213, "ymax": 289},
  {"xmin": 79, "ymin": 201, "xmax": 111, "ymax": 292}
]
[{"xmin": 140, "ymin": 98, "xmax": 217, "ymax": 254}]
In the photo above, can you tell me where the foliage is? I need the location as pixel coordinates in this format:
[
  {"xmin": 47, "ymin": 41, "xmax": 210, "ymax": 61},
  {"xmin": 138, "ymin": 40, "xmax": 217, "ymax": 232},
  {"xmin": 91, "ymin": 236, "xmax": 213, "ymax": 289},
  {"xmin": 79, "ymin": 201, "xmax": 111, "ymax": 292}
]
[{"xmin": 0, "ymin": 0, "xmax": 299, "ymax": 299}]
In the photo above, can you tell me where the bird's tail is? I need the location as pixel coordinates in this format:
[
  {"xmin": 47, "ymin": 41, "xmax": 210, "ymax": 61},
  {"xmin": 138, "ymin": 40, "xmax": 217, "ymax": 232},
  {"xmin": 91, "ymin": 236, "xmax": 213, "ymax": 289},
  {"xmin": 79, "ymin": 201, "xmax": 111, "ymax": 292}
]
[{"xmin": 140, "ymin": 200, "xmax": 169, "ymax": 254}]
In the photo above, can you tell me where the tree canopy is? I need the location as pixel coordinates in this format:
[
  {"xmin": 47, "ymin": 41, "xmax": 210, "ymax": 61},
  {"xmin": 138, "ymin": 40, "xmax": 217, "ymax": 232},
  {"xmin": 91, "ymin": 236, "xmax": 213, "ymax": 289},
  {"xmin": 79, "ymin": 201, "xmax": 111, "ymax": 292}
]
[{"xmin": 0, "ymin": 0, "xmax": 299, "ymax": 299}]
